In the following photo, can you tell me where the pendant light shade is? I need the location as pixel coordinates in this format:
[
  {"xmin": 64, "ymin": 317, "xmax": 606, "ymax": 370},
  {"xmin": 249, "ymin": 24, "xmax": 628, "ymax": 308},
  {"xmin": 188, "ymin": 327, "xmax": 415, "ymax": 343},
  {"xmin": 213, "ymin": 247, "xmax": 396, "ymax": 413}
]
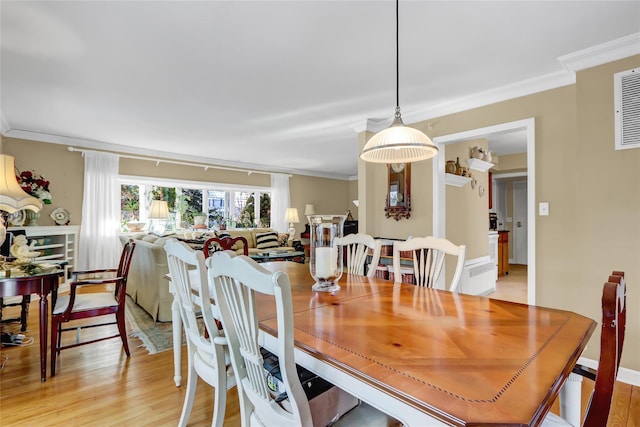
[
  {"xmin": 360, "ymin": 109, "xmax": 438, "ymax": 163},
  {"xmin": 360, "ymin": 0, "xmax": 438, "ymax": 164}
]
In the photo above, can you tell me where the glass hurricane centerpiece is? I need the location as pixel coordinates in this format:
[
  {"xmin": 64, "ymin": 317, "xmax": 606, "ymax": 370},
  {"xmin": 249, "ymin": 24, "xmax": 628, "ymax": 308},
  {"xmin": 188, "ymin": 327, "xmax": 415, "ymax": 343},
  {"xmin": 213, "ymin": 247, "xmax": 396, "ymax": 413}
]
[{"xmin": 308, "ymin": 214, "xmax": 346, "ymax": 292}]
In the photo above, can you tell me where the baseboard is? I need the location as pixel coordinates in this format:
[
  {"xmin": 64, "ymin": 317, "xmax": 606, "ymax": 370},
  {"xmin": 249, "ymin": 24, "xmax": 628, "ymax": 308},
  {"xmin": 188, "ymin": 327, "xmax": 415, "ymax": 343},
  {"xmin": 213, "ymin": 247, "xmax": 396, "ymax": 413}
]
[{"xmin": 578, "ymin": 356, "xmax": 640, "ymax": 387}]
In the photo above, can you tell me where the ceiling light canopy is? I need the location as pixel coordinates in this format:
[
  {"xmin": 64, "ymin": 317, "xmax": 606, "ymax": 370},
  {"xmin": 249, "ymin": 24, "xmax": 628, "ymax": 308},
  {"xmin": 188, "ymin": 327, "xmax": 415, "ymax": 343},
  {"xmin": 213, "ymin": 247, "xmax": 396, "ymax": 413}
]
[{"xmin": 360, "ymin": 0, "xmax": 438, "ymax": 164}]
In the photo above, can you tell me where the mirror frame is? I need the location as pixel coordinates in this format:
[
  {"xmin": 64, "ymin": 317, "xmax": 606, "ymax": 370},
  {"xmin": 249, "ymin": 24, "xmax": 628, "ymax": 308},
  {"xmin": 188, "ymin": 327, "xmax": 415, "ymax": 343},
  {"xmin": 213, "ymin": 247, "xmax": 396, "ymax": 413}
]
[{"xmin": 385, "ymin": 162, "xmax": 411, "ymax": 221}]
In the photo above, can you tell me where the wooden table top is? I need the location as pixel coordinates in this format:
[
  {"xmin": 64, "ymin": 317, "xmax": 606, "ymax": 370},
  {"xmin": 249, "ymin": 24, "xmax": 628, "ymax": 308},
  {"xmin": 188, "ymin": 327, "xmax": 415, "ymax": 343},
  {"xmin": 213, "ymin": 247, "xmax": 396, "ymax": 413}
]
[{"xmin": 257, "ymin": 261, "xmax": 596, "ymax": 427}]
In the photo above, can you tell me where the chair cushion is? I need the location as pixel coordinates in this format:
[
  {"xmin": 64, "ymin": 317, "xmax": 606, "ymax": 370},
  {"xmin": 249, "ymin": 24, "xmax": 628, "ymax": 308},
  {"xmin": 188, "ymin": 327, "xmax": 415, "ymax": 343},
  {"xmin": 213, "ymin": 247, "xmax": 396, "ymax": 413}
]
[
  {"xmin": 255, "ymin": 231, "xmax": 279, "ymax": 250},
  {"xmin": 53, "ymin": 292, "xmax": 118, "ymax": 314}
]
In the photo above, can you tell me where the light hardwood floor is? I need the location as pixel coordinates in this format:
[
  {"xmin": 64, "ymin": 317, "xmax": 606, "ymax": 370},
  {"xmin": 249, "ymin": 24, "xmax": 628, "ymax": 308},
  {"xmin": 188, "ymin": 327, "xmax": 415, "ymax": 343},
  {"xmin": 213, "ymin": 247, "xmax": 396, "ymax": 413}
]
[
  {"xmin": 488, "ymin": 263, "xmax": 528, "ymax": 304},
  {"xmin": 1, "ymin": 279, "xmax": 638, "ymax": 426}
]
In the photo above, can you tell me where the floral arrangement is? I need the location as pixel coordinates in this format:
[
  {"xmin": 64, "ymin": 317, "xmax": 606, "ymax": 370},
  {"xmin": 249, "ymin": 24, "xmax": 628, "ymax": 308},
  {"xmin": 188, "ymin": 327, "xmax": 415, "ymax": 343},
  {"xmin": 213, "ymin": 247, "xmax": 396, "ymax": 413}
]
[{"xmin": 17, "ymin": 170, "xmax": 52, "ymax": 204}]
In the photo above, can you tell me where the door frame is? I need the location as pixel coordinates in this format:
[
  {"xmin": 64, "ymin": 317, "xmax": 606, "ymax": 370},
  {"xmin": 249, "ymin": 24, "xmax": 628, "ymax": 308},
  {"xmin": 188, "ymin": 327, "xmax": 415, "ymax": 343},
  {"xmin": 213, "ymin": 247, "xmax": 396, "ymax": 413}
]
[
  {"xmin": 432, "ymin": 118, "xmax": 536, "ymax": 305},
  {"xmin": 512, "ymin": 179, "xmax": 528, "ymax": 265}
]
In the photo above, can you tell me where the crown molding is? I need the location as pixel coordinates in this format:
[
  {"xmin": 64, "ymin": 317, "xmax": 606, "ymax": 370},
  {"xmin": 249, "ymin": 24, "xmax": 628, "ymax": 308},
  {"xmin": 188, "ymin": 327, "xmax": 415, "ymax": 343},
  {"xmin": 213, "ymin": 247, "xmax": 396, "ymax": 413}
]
[
  {"xmin": 2, "ymin": 128, "xmax": 354, "ymax": 181},
  {"xmin": 357, "ymin": 32, "xmax": 640, "ymax": 134},
  {"xmin": 559, "ymin": 32, "xmax": 640, "ymax": 72}
]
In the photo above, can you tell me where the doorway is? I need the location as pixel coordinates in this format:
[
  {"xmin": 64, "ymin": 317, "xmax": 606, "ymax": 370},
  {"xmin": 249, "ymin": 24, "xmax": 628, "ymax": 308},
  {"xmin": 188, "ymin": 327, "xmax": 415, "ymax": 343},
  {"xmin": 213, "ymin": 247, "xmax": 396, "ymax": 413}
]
[
  {"xmin": 432, "ymin": 118, "xmax": 536, "ymax": 305},
  {"xmin": 513, "ymin": 180, "xmax": 528, "ymax": 265}
]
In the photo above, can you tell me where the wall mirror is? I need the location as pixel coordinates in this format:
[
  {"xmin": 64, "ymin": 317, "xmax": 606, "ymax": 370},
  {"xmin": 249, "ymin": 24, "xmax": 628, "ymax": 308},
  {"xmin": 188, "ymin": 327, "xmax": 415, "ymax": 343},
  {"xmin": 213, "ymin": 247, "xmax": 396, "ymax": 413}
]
[{"xmin": 385, "ymin": 162, "xmax": 411, "ymax": 220}]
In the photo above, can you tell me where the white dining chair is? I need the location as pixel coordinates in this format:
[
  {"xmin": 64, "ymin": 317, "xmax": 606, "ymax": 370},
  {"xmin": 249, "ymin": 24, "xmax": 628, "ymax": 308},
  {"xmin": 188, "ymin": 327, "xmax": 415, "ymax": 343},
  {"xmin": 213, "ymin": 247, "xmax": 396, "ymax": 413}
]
[
  {"xmin": 207, "ymin": 250, "xmax": 401, "ymax": 427},
  {"xmin": 392, "ymin": 236, "xmax": 466, "ymax": 292},
  {"xmin": 334, "ymin": 233, "xmax": 382, "ymax": 277},
  {"xmin": 164, "ymin": 239, "xmax": 235, "ymax": 427}
]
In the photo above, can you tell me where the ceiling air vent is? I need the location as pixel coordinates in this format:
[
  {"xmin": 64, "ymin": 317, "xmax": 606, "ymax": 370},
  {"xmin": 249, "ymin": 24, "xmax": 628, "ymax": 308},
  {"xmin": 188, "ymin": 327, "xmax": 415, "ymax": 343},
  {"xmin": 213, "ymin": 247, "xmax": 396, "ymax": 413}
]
[{"xmin": 614, "ymin": 68, "xmax": 640, "ymax": 150}]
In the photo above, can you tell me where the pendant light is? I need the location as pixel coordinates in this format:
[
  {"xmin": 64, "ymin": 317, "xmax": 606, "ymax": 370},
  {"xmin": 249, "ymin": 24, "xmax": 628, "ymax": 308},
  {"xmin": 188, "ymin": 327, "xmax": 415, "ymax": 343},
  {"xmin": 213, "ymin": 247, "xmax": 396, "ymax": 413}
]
[{"xmin": 360, "ymin": 0, "xmax": 438, "ymax": 163}]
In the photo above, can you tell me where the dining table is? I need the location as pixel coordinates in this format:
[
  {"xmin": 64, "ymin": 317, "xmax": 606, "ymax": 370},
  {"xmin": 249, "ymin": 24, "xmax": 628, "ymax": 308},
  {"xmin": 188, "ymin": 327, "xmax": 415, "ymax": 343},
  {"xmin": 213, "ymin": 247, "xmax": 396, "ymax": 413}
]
[{"xmin": 253, "ymin": 261, "xmax": 597, "ymax": 427}]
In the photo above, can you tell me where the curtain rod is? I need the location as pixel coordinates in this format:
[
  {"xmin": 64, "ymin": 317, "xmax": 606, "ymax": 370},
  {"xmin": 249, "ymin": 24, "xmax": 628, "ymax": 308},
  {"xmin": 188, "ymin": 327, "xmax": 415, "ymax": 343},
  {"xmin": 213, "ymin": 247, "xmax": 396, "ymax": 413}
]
[{"xmin": 67, "ymin": 147, "xmax": 291, "ymax": 177}]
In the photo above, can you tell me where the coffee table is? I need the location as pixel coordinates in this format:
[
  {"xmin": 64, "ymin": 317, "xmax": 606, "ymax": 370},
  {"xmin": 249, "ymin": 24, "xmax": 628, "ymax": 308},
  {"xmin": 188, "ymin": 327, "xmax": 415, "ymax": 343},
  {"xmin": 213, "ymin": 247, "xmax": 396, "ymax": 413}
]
[{"xmin": 250, "ymin": 250, "xmax": 305, "ymax": 264}]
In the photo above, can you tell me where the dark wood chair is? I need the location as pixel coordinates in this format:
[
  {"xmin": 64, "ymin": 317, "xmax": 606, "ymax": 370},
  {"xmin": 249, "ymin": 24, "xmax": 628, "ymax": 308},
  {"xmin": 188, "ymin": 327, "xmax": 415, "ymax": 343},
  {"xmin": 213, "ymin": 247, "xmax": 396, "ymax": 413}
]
[
  {"xmin": 203, "ymin": 236, "xmax": 248, "ymax": 258},
  {"xmin": 50, "ymin": 239, "xmax": 136, "ymax": 375},
  {"xmin": 0, "ymin": 295, "xmax": 30, "ymax": 332},
  {"xmin": 0, "ymin": 232, "xmax": 30, "ymax": 332},
  {"xmin": 542, "ymin": 271, "xmax": 627, "ymax": 427}
]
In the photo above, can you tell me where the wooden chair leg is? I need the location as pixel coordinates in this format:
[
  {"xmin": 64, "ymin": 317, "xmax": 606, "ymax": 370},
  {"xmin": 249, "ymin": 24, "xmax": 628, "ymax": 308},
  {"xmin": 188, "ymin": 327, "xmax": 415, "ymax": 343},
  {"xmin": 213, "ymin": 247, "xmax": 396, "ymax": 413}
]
[
  {"xmin": 20, "ymin": 295, "xmax": 30, "ymax": 332},
  {"xmin": 0, "ymin": 295, "xmax": 31, "ymax": 332},
  {"xmin": 116, "ymin": 311, "xmax": 130, "ymax": 357},
  {"xmin": 50, "ymin": 316, "xmax": 60, "ymax": 376}
]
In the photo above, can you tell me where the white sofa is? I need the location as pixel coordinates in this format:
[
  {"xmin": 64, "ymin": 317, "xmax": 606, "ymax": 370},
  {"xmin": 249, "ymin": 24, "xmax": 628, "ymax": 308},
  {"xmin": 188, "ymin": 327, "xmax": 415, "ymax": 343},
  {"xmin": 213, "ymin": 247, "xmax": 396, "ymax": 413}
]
[
  {"xmin": 121, "ymin": 233, "xmax": 173, "ymax": 322},
  {"xmin": 120, "ymin": 228, "xmax": 295, "ymax": 322}
]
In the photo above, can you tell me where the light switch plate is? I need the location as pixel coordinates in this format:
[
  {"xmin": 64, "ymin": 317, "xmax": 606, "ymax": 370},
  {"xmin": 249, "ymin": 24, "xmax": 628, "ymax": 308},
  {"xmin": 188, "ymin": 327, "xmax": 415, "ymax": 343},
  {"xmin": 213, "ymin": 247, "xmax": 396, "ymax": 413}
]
[{"xmin": 539, "ymin": 202, "xmax": 549, "ymax": 216}]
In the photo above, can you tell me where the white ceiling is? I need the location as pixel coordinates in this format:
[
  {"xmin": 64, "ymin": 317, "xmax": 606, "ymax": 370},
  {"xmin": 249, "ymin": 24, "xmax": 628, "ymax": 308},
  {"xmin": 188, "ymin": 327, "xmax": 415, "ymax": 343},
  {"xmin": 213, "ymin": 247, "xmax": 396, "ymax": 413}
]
[{"xmin": 1, "ymin": 1, "xmax": 639, "ymax": 179}]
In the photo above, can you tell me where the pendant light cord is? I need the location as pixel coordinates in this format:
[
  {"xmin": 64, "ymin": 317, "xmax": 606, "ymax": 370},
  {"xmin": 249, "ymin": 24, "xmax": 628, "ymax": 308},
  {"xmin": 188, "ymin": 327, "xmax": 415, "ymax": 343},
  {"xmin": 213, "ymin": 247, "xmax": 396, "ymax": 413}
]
[
  {"xmin": 395, "ymin": 0, "xmax": 401, "ymax": 116},
  {"xmin": 395, "ymin": 0, "xmax": 402, "ymax": 120}
]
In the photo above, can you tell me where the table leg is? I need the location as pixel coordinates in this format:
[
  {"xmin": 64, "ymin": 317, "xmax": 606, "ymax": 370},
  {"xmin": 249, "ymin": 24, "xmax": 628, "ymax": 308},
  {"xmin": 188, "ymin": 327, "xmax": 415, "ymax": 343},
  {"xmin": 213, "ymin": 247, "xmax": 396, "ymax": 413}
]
[
  {"xmin": 172, "ymin": 298, "xmax": 182, "ymax": 387},
  {"xmin": 39, "ymin": 292, "xmax": 48, "ymax": 382}
]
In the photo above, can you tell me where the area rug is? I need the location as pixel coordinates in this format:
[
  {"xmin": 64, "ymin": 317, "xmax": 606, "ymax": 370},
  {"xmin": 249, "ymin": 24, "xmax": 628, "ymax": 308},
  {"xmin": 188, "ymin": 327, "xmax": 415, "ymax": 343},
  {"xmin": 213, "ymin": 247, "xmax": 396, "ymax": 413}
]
[{"xmin": 125, "ymin": 295, "xmax": 175, "ymax": 354}]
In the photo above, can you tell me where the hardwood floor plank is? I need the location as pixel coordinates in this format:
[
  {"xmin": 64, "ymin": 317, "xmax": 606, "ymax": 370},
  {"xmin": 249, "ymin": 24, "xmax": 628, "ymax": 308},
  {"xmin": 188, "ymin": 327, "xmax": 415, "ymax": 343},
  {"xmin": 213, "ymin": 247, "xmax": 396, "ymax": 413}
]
[
  {"xmin": 628, "ymin": 384, "xmax": 640, "ymax": 427},
  {"xmin": 608, "ymin": 382, "xmax": 632, "ymax": 426}
]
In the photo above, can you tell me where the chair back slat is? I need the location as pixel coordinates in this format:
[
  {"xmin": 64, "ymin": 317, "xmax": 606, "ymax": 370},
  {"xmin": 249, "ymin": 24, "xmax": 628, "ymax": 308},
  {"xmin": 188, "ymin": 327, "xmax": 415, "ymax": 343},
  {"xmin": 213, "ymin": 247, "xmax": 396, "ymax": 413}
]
[
  {"xmin": 334, "ymin": 233, "xmax": 382, "ymax": 277},
  {"xmin": 114, "ymin": 239, "xmax": 136, "ymax": 303},
  {"xmin": 393, "ymin": 237, "xmax": 466, "ymax": 291},
  {"xmin": 165, "ymin": 239, "xmax": 222, "ymax": 352},
  {"xmin": 207, "ymin": 251, "xmax": 313, "ymax": 427},
  {"xmin": 583, "ymin": 271, "xmax": 626, "ymax": 427}
]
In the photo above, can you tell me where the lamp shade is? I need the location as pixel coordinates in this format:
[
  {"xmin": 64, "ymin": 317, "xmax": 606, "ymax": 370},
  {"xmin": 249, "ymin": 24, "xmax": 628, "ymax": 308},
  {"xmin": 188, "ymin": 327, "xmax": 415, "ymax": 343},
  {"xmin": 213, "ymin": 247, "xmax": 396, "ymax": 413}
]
[
  {"xmin": 0, "ymin": 154, "xmax": 42, "ymax": 213},
  {"xmin": 360, "ymin": 116, "xmax": 439, "ymax": 163},
  {"xmin": 148, "ymin": 200, "xmax": 170, "ymax": 219},
  {"xmin": 284, "ymin": 208, "xmax": 300, "ymax": 224},
  {"xmin": 304, "ymin": 204, "xmax": 316, "ymax": 216}
]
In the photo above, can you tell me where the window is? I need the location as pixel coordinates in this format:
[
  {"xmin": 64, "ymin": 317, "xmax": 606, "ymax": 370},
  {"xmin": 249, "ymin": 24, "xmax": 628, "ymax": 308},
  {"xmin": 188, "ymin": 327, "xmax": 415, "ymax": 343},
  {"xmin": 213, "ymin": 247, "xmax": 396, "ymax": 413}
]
[{"xmin": 120, "ymin": 175, "xmax": 270, "ymax": 232}]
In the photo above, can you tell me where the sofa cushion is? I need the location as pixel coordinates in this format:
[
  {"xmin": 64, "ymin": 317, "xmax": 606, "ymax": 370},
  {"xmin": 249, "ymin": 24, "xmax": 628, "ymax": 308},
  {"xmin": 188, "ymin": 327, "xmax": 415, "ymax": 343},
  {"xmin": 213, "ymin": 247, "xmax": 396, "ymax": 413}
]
[
  {"xmin": 255, "ymin": 231, "xmax": 279, "ymax": 250},
  {"xmin": 216, "ymin": 231, "xmax": 231, "ymax": 239},
  {"xmin": 228, "ymin": 229, "xmax": 257, "ymax": 248}
]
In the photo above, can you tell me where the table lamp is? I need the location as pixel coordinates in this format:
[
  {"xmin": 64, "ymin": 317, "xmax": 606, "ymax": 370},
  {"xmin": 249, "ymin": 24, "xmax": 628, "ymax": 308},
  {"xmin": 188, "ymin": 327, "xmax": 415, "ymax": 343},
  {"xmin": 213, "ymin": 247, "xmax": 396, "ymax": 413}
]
[
  {"xmin": 148, "ymin": 200, "xmax": 170, "ymax": 234},
  {"xmin": 0, "ymin": 154, "xmax": 43, "ymax": 246},
  {"xmin": 284, "ymin": 207, "xmax": 300, "ymax": 241},
  {"xmin": 304, "ymin": 204, "xmax": 315, "ymax": 223}
]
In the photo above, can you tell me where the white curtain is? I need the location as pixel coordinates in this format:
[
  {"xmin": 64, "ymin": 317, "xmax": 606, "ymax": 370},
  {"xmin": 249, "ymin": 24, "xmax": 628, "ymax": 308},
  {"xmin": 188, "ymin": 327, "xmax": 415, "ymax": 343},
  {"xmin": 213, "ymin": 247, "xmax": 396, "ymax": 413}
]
[
  {"xmin": 78, "ymin": 151, "xmax": 122, "ymax": 270},
  {"xmin": 270, "ymin": 173, "xmax": 290, "ymax": 233}
]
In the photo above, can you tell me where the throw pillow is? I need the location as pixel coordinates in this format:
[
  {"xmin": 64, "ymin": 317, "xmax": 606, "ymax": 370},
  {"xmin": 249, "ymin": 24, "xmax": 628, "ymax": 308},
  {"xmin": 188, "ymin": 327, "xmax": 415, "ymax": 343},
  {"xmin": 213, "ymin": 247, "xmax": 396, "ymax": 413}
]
[
  {"xmin": 277, "ymin": 233, "xmax": 290, "ymax": 247},
  {"xmin": 255, "ymin": 231, "xmax": 279, "ymax": 250},
  {"xmin": 216, "ymin": 231, "xmax": 231, "ymax": 240}
]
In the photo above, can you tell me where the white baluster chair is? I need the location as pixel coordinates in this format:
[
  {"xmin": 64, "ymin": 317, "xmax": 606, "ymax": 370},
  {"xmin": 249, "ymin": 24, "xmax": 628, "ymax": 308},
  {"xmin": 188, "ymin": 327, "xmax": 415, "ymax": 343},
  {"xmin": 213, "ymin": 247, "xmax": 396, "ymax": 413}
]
[
  {"xmin": 207, "ymin": 250, "xmax": 401, "ymax": 427},
  {"xmin": 164, "ymin": 239, "xmax": 235, "ymax": 427},
  {"xmin": 392, "ymin": 236, "xmax": 466, "ymax": 292},
  {"xmin": 334, "ymin": 233, "xmax": 382, "ymax": 277}
]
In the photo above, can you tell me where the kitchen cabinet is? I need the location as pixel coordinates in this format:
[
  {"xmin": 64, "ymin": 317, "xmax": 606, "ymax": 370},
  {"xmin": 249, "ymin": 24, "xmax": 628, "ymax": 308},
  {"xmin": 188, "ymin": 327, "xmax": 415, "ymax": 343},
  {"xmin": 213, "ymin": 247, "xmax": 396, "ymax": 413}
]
[{"xmin": 498, "ymin": 230, "xmax": 509, "ymax": 276}]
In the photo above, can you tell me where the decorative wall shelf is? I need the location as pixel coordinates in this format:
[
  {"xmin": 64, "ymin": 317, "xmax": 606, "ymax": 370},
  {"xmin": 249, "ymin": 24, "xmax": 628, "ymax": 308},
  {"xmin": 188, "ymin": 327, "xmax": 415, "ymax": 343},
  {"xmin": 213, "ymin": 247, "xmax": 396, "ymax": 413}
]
[
  {"xmin": 445, "ymin": 173, "xmax": 472, "ymax": 187},
  {"xmin": 466, "ymin": 158, "xmax": 494, "ymax": 172}
]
